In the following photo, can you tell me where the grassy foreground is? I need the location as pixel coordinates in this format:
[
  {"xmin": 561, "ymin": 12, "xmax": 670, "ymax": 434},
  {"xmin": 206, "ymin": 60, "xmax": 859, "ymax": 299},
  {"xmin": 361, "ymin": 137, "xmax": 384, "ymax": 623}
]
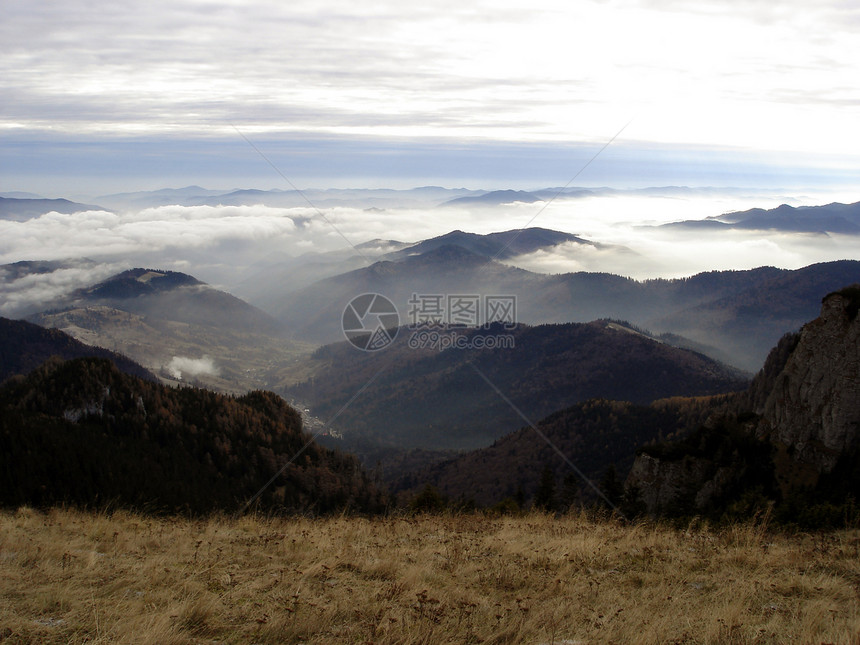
[{"xmin": 1, "ymin": 508, "xmax": 858, "ymax": 644}]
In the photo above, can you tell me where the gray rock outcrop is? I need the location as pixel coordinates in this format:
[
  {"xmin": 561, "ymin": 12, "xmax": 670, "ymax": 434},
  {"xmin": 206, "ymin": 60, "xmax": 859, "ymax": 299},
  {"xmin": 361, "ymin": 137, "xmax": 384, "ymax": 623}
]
[
  {"xmin": 754, "ymin": 290, "xmax": 860, "ymax": 472},
  {"xmin": 627, "ymin": 285, "xmax": 860, "ymax": 515}
]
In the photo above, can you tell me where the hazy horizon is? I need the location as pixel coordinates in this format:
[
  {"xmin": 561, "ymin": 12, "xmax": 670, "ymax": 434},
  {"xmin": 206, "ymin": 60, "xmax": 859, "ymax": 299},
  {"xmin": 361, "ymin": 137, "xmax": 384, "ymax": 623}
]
[{"xmin": 2, "ymin": 185, "xmax": 859, "ymax": 321}]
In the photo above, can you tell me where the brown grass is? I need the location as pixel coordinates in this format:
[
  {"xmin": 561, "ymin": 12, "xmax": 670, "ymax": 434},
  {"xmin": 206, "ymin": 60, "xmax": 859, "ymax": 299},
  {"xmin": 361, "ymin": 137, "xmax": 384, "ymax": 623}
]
[{"xmin": 1, "ymin": 507, "xmax": 858, "ymax": 644}]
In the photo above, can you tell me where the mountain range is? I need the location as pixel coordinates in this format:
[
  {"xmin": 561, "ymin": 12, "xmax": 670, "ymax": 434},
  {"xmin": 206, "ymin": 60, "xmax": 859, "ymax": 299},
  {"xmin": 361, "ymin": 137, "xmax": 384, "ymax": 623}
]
[
  {"xmin": 10, "ymin": 185, "xmax": 796, "ymax": 213},
  {"xmin": 5, "ymin": 281, "xmax": 857, "ymax": 524},
  {"xmin": 7, "ymin": 225, "xmax": 859, "ymax": 382},
  {"xmin": 266, "ymin": 226, "xmax": 860, "ymax": 371},
  {"xmin": 88, "ymin": 186, "xmax": 483, "ymax": 211},
  {"xmin": 2, "ymin": 240, "xmax": 859, "ymax": 525}
]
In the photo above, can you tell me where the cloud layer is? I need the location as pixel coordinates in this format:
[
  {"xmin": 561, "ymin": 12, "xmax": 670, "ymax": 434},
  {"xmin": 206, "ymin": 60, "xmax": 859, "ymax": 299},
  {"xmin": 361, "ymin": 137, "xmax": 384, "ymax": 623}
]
[
  {"xmin": 4, "ymin": 0, "xmax": 858, "ymax": 144},
  {"xmin": 2, "ymin": 189, "xmax": 858, "ymax": 320},
  {"xmin": 2, "ymin": 0, "xmax": 859, "ymax": 193}
]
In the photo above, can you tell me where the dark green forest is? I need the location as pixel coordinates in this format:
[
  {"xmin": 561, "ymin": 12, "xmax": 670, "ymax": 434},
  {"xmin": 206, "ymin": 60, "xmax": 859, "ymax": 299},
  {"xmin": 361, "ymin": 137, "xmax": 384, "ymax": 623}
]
[{"xmin": 0, "ymin": 357, "xmax": 385, "ymax": 515}]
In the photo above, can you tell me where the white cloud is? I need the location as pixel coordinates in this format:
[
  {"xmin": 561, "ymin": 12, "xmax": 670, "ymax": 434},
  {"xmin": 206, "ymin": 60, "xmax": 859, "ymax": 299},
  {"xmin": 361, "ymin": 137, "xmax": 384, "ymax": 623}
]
[
  {"xmin": 166, "ymin": 355, "xmax": 219, "ymax": 380},
  {"xmin": 0, "ymin": 205, "xmax": 299, "ymax": 264},
  {"xmin": 0, "ymin": 261, "xmax": 121, "ymax": 317}
]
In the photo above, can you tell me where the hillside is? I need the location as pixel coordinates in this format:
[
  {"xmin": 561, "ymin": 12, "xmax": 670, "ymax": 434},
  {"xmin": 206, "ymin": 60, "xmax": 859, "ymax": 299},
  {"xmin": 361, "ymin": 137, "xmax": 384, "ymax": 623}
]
[
  {"xmin": 397, "ymin": 285, "xmax": 860, "ymax": 519},
  {"xmin": 0, "ymin": 357, "xmax": 384, "ymax": 514},
  {"xmin": 287, "ymin": 320, "xmax": 748, "ymax": 453},
  {"xmin": 648, "ymin": 261, "xmax": 860, "ymax": 369},
  {"xmin": 73, "ymin": 268, "xmax": 283, "ymax": 334},
  {"xmin": 0, "ymin": 317, "xmax": 154, "ymax": 382},
  {"xmin": 26, "ymin": 268, "xmax": 311, "ymax": 393},
  {"xmin": 396, "ymin": 397, "xmax": 724, "ymax": 508},
  {"xmin": 273, "ymin": 245, "xmax": 532, "ymax": 340}
]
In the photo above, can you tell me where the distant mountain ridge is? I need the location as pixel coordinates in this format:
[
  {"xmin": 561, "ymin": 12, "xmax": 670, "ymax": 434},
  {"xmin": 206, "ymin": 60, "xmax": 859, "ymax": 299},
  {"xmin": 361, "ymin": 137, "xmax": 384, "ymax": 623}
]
[
  {"xmin": 662, "ymin": 200, "xmax": 860, "ymax": 234},
  {"xmin": 91, "ymin": 185, "xmax": 484, "ymax": 211},
  {"xmin": 442, "ymin": 189, "xmax": 543, "ymax": 206},
  {"xmin": 0, "ymin": 196, "xmax": 108, "ymax": 221},
  {"xmin": 0, "ymin": 259, "xmax": 100, "ymax": 284}
]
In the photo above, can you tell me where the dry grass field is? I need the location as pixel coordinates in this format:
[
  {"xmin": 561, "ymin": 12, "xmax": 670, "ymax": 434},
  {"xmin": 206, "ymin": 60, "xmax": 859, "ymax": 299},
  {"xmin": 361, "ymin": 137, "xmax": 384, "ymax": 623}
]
[{"xmin": 1, "ymin": 507, "xmax": 858, "ymax": 644}]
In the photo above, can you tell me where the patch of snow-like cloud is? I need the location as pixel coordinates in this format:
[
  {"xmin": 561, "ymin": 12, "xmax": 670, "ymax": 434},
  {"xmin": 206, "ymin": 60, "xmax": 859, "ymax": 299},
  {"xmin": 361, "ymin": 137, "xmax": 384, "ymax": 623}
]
[{"xmin": 166, "ymin": 355, "xmax": 219, "ymax": 380}]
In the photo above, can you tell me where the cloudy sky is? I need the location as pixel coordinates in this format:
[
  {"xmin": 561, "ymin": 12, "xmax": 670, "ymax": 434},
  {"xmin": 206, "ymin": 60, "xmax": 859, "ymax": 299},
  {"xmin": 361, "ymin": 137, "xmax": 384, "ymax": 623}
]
[{"xmin": 2, "ymin": 0, "xmax": 859, "ymax": 195}]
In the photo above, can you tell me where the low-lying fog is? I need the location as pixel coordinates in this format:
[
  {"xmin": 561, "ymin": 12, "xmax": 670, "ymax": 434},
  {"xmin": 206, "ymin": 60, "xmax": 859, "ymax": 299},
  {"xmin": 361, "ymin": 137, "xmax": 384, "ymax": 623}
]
[{"xmin": 1, "ymin": 188, "xmax": 857, "ymax": 317}]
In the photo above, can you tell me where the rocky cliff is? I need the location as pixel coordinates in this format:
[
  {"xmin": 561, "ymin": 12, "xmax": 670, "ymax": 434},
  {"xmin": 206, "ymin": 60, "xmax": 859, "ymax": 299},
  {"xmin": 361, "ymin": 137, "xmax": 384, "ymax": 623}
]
[
  {"xmin": 754, "ymin": 287, "xmax": 860, "ymax": 472},
  {"xmin": 627, "ymin": 285, "xmax": 860, "ymax": 519}
]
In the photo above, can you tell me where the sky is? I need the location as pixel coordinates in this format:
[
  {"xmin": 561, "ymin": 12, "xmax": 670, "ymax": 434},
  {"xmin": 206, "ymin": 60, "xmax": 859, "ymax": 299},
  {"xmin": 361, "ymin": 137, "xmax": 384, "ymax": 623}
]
[{"xmin": 2, "ymin": 0, "xmax": 859, "ymax": 196}]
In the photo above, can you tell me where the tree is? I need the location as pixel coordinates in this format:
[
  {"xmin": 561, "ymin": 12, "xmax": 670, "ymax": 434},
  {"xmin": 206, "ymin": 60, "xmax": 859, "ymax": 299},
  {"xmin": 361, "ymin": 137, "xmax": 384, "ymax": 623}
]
[
  {"xmin": 533, "ymin": 465, "xmax": 556, "ymax": 511},
  {"xmin": 559, "ymin": 471, "xmax": 580, "ymax": 512},
  {"xmin": 409, "ymin": 484, "xmax": 446, "ymax": 513},
  {"xmin": 600, "ymin": 465, "xmax": 624, "ymax": 510}
]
